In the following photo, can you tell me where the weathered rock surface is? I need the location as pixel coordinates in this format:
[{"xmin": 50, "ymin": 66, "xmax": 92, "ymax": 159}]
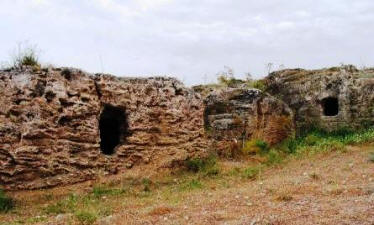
[
  {"xmin": 265, "ymin": 65, "xmax": 374, "ymax": 133},
  {"xmin": 0, "ymin": 67, "xmax": 207, "ymax": 190},
  {"xmin": 204, "ymin": 88, "xmax": 294, "ymax": 157}
]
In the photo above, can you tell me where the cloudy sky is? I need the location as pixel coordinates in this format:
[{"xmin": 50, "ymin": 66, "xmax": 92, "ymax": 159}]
[{"xmin": 0, "ymin": 0, "xmax": 373, "ymax": 85}]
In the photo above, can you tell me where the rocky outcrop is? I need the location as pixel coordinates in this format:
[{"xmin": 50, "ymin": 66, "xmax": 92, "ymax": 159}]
[
  {"xmin": 265, "ymin": 65, "xmax": 374, "ymax": 133},
  {"xmin": 0, "ymin": 67, "xmax": 208, "ymax": 190},
  {"xmin": 204, "ymin": 88, "xmax": 294, "ymax": 157},
  {"xmin": 4, "ymin": 63, "xmax": 372, "ymax": 190}
]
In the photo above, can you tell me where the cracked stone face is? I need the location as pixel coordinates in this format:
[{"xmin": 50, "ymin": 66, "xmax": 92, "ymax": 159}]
[
  {"xmin": 0, "ymin": 67, "xmax": 208, "ymax": 190},
  {"xmin": 265, "ymin": 65, "xmax": 374, "ymax": 133},
  {"xmin": 204, "ymin": 88, "xmax": 294, "ymax": 157}
]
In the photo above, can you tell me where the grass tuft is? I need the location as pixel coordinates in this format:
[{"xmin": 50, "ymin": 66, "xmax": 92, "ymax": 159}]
[
  {"xmin": 75, "ymin": 211, "xmax": 97, "ymax": 225},
  {"xmin": 179, "ymin": 179, "xmax": 203, "ymax": 191},
  {"xmin": 242, "ymin": 139, "xmax": 269, "ymax": 155},
  {"xmin": 0, "ymin": 189, "xmax": 14, "ymax": 213},
  {"xmin": 241, "ymin": 167, "xmax": 260, "ymax": 180},
  {"xmin": 275, "ymin": 194, "xmax": 293, "ymax": 202},
  {"xmin": 92, "ymin": 186, "xmax": 126, "ymax": 198},
  {"xmin": 185, "ymin": 154, "xmax": 220, "ymax": 176}
]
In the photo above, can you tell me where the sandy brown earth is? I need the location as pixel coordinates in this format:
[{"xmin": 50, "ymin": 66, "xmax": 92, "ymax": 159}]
[
  {"xmin": 98, "ymin": 145, "xmax": 374, "ymax": 225},
  {"xmin": 1, "ymin": 144, "xmax": 374, "ymax": 225}
]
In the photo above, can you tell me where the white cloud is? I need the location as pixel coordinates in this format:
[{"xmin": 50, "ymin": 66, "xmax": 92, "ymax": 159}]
[
  {"xmin": 0, "ymin": 0, "xmax": 374, "ymax": 85},
  {"xmin": 136, "ymin": 0, "xmax": 173, "ymax": 11}
]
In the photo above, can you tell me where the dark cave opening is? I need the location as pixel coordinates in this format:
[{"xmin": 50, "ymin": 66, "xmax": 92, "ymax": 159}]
[
  {"xmin": 321, "ymin": 97, "xmax": 339, "ymax": 116},
  {"xmin": 99, "ymin": 104, "xmax": 129, "ymax": 155}
]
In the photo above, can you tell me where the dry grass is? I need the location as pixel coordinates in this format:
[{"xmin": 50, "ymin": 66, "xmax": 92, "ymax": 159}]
[
  {"xmin": 148, "ymin": 206, "xmax": 173, "ymax": 216},
  {"xmin": 1, "ymin": 144, "xmax": 374, "ymax": 225}
]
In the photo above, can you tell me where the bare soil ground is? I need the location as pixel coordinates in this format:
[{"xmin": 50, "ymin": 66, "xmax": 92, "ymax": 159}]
[{"xmin": 1, "ymin": 144, "xmax": 374, "ymax": 225}]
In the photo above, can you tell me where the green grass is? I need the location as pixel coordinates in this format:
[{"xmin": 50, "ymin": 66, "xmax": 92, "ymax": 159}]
[
  {"xmin": 44, "ymin": 193, "xmax": 78, "ymax": 214},
  {"xmin": 91, "ymin": 185, "xmax": 126, "ymax": 198},
  {"xmin": 75, "ymin": 211, "xmax": 97, "ymax": 225},
  {"xmin": 0, "ymin": 189, "xmax": 14, "ymax": 213},
  {"xmin": 185, "ymin": 154, "xmax": 220, "ymax": 177},
  {"xmin": 179, "ymin": 179, "xmax": 203, "ymax": 191},
  {"xmin": 3, "ymin": 127, "xmax": 374, "ymax": 224},
  {"xmin": 236, "ymin": 127, "xmax": 374, "ymax": 168},
  {"xmin": 245, "ymin": 79, "xmax": 266, "ymax": 91},
  {"xmin": 20, "ymin": 55, "xmax": 39, "ymax": 67},
  {"xmin": 11, "ymin": 43, "xmax": 40, "ymax": 69},
  {"xmin": 242, "ymin": 139, "xmax": 270, "ymax": 155},
  {"xmin": 241, "ymin": 167, "xmax": 260, "ymax": 180},
  {"xmin": 287, "ymin": 127, "xmax": 374, "ymax": 154}
]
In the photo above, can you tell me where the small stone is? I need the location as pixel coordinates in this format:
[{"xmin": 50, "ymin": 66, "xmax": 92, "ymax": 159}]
[
  {"xmin": 125, "ymin": 163, "xmax": 133, "ymax": 169},
  {"xmin": 235, "ymin": 195, "xmax": 240, "ymax": 199},
  {"xmin": 97, "ymin": 215, "xmax": 114, "ymax": 225},
  {"xmin": 55, "ymin": 214, "xmax": 71, "ymax": 222}
]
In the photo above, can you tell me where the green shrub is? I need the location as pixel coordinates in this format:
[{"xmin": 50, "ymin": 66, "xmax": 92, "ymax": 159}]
[
  {"xmin": 75, "ymin": 211, "xmax": 97, "ymax": 225},
  {"xmin": 12, "ymin": 42, "xmax": 40, "ymax": 68},
  {"xmin": 21, "ymin": 54, "xmax": 39, "ymax": 67},
  {"xmin": 256, "ymin": 140, "xmax": 269, "ymax": 154},
  {"xmin": 266, "ymin": 150, "xmax": 283, "ymax": 165},
  {"xmin": 304, "ymin": 134, "xmax": 319, "ymax": 146},
  {"xmin": 242, "ymin": 139, "xmax": 269, "ymax": 155},
  {"xmin": 246, "ymin": 80, "xmax": 266, "ymax": 91},
  {"xmin": 185, "ymin": 155, "xmax": 218, "ymax": 175},
  {"xmin": 241, "ymin": 167, "xmax": 260, "ymax": 180},
  {"xmin": 0, "ymin": 189, "xmax": 14, "ymax": 213},
  {"xmin": 217, "ymin": 75, "xmax": 243, "ymax": 87},
  {"xmin": 186, "ymin": 158, "xmax": 205, "ymax": 172}
]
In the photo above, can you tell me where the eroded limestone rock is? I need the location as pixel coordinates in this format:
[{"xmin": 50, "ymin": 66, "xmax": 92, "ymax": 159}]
[
  {"xmin": 204, "ymin": 88, "xmax": 294, "ymax": 157},
  {"xmin": 0, "ymin": 67, "xmax": 208, "ymax": 190},
  {"xmin": 265, "ymin": 65, "xmax": 374, "ymax": 133}
]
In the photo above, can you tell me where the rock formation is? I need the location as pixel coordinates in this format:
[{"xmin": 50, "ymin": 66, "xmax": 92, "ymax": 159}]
[
  {"xmin": 265, "ymin": 65, "xmax": 374, "ymax": 133},
  {"xmin": 2, "ymin": 64, "xmax": 373, "ymax": 190},
  {"xmin": 0, "ymin": 67, "xmax": 207, "ymax": 190},
  {"xmin": 204, "ymin": 88, "xmax": 294, "ymax": 157}
]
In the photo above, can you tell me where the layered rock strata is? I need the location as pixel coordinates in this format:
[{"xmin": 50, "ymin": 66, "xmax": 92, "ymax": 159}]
[
  {"xmin": 204, "ymin": 88, "xmax": 294, "ymax": 157},
  {"xmin": 0, "ymin": 67, "xmax": 207, "ymax": 190},
  {"xmin": 265, "ymin": 65, "xmax": 374, "ymax": 133}
]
